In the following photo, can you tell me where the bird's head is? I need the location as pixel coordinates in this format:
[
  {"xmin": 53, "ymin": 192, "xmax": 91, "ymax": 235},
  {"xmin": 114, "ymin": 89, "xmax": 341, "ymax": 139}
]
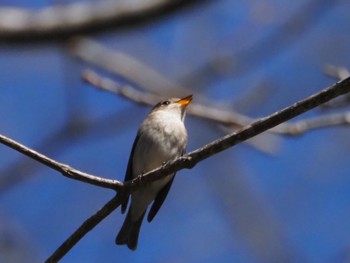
[{"xmin": 151, "ymin": 95, "xmax": 192, "ymax": 121}]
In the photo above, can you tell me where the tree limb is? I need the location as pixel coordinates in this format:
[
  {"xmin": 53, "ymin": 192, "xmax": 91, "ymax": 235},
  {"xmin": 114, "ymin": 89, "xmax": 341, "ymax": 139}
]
[
  {"xmin": 83, "ymin": 69, "xmax": 350, "ymax": 135},
  {"xmin": 0, "ymin": 134, "xmax": 123, "ymax": 190},
  {"xmin": 73, "ymin": 39, "xmax": 350, "ymax": 135},
  {"xmin": 49, "ymin": 75, "xmax": 350, "ymax": 260},
  {"xmin": 0, "ymin": 0, "xmax": 205, "ymax": 43},
  {"xmin": 70, "ymin": 38, "xmax": 192, "ymax": 96},
  {"xmin": 124, "ymin": 76, "xmax": 350, "ymax": 190},
  {"xmin": 1, "ymin": 76, "xmax": 349, "ymax": 261}
]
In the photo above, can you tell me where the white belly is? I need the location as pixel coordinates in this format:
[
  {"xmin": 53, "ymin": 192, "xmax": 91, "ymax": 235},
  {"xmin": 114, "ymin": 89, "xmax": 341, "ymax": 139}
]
[{"xmin": 129, "ymin": 113, "xmax": 187, "ymax": 219}]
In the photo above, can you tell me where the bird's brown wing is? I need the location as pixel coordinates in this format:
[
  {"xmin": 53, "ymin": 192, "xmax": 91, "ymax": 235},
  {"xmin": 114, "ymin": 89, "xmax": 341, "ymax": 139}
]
[
  {"xmin": 147, "ymin": 149, "xmax": 185, "ymax": 222},
  {"xmin": 147, "ymin": 174, "xmax": 175, "ymax": 222},
  {"xmin": 121, "ymin": 133, "xmax": 140, "ymax": 214}
]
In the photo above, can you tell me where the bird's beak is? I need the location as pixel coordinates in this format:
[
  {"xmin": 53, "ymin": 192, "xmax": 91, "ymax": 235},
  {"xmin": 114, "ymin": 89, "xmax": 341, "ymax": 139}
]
[{"xmin": 176, "ymin": 95, "xmax": 193, "ymax": 107}]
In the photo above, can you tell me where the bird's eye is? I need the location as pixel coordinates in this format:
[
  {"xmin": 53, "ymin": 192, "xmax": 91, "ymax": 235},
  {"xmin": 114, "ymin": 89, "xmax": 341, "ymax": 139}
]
[{"xmin": 162, "ymin": 100, "xmax": 170, "ymax": 106}]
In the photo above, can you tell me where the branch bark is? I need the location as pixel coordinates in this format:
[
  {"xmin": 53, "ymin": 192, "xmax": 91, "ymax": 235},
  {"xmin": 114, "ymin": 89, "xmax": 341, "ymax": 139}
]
[
  {"xmin": 70, "ymin": 38, "xmax": 192, "ymax": 96},
  {"xmin": 83, "ymin": 69, "xmax": 350, "ymax": 135},
  {"xmin": 0, "ymin": 134, "xmax": 123, "ymax": 190},
  {"xmin": 1, "ymin": 76, "xmax": 349, "ymax": 261},
  {"xmin": 0, "ymin": 0, "xmax": 204, "ymax": 43},
  {"xmin": 124, "ymin": 76, "xmax": 350, "ymax": 190},
  {"xmin": 73, "ymin": 39, "xmax": 350, "ymax": 135}
]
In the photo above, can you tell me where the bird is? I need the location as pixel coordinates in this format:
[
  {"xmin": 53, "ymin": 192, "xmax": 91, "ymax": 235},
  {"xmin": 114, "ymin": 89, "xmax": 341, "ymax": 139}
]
[{"xmin": 116, "ymin": 95, "xmax": 192, "ymax": 250}]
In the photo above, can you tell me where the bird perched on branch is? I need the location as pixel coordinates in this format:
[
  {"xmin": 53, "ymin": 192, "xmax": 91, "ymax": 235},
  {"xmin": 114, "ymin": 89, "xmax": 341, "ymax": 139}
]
[{"xmin": 116, "ymin": 95, "xmax": 192, "ymax": 250}]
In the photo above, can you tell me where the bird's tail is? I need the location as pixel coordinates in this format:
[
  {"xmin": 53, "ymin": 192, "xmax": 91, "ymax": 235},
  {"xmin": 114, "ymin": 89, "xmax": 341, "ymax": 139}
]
[{"xmin": 116, "ymin": 209, "xmax": 145, "ymax": 251}]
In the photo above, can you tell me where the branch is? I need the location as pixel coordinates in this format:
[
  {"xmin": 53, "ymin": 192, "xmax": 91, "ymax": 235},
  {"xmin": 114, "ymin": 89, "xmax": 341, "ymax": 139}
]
[
  {"xmin": 82, "ymin": 69, "xmax": 254, "ymax": 127},
  {"xmin": 123, "ymin": 76, "xmax": 350, "ymax": 190},
  {"xmin": 70, "ymin": 38, "xmax": 191, "ymax": 96},
  {"xmin": 2, "ymin": 76, "xmax": 349, "ymax": 261},
  {"xmin": 73, "ymin": 39, "xmax": 350, "ymax": 135},
  {"xmin": 0, "ymin": 134, "xmax": 123, "ymax": 190},
  {"xmin": 271, "ymin": 112, "xmax": 350, "ymax": 135},
  {"xmin": 83, "ymin": 69, "xmax": 350, "ymax": 135},
  {"xmin": 45, "ymin": 195, "xmax": 122, "ymax": 263},
  {"xmin": 0, "ymin": 0, "xmax": 204, "ymax": 43}
]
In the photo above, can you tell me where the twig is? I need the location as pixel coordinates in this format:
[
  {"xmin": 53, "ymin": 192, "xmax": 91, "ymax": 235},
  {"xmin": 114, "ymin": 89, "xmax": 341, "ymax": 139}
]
[
  {"xmin": 70, "ymin": 38, "xmax": 191, "ymax": 96},
  {"xmin": 52, "ymin": 75, "xmax": 350, "ymax": 260},
  {"xmin": 74, "ymin": 39, "xmax": 350, "ymax": 135},
  {"xmin": 81, "ymin": 69, "xmax": 280, "ymax": 153},
  {"xmin": 83, "ymin": 69, "xmax": 350, "ymax": 135},
  {"xmin": 123, "ymin": 76, "xmax": 350, "ymax": 190},
  {"xmin": 82, "ymin": 69, "xmax": 254, "ymax": 127},
  {"xmin": 45, "ymin": 195, "xmax": 122, "ymax": 263},
  {"xmin": 272, "ymin": 112, "xmax": 350, "ymax": 134},
  {"xmin": 2, "ymin": 76, "xmax": 349, "ymax": 261},
  {"xmin": 0, "ymin": 0, "xmax": 204, "ymax": 42},
  {"xmin": 0, "ymin": 134, "xmax": 123, "ymax": 190}
]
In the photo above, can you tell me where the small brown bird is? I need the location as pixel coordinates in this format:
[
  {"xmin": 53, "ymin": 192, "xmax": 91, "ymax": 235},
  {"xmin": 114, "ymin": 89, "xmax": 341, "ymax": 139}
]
[{"xmin": 116, "ymin": 95, "xmax": 192, "ymax": 250}]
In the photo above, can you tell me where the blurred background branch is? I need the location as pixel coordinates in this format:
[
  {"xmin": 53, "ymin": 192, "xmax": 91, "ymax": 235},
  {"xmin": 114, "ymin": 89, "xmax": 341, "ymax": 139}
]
[
  {"xmin": 1, "ymin": 1, "xmax": 350, "ymax": 262},
  {"xmin": 83, "ymin": 68, "xmax": 350, "ymax": 136},
  {"xmin": 48, "ymin": 74, "xmax": 350, "ymax": 261},
  {"xmin": 0, "ymin": 0, "xmax": 205, "ymax": 43},
  {"xmin": 1, "ymin": 74, "xmax": 349, "ymax": 261}
]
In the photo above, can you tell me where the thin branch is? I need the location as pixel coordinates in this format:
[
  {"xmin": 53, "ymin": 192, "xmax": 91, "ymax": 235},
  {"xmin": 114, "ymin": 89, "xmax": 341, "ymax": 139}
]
[
  {"xmin": 271, "ymin": 112, "xmax": 350, "ymax": 134},
  {"xmin": 45, "ymin": 195, "xmax": 122, "ymax": 263},
  {"xmin": 0, "ymin": 134, "xmax": 123, "ymax": 190},
  {"xmin": 82, "ymin": 68, "xmax": 279, "ymax": 152},
  {"xmin": 0, "ymin": 0, "xmax": 204, "ymax": 43},
  {"xmin": 82, "ymin": 69, "xmax": 254, "ymax": 127},
  {"xmin": 2, "ymin": 76, "xmax": 350, "ymax": 261},
  {"xmin": 83, "ymin": 69, "xmax": 350, "ymax": 135},
  {"xmin": 124, "ymin": 76, "xmax": 350, "ymax": 190},
  {"xmin": 70, "ymin": 38, "xmax": 192, "ymax": 96},
  {"xmin": 74, "ymin": 39, "xmax": 350, "ymax": 135}
]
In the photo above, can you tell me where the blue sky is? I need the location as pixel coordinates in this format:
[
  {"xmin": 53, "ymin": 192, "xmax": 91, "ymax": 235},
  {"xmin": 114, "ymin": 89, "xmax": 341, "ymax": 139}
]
[{"xmin": 1, "ymin": 0, "xmax": 350, "ymax": 262}]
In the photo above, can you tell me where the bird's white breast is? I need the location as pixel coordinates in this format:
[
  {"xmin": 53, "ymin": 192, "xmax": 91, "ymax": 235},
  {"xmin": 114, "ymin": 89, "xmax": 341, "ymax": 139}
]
[
  {"xmin": 133, "ymin": 110, "xmax": 187, "ymax": 176},
  {"xmin": 130, "ymin": 109, "xmax": 187, "ymax": 217}
]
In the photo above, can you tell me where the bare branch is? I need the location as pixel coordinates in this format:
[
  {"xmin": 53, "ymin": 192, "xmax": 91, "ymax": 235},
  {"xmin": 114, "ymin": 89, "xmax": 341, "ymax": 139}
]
[
  {"xmin": 124, "ymin": 76, "xmax": 350, "ymax": 190},
  {"xmin": 82, "ymin": 69, "xmax": 253, "ymax": 127},
  {"xmin": 272, "ymin": 112, "xmax": 350, "ymax": 135},
  {"xmin": 0, "ymin": 134, "xmax": 123, "ymax": 190},
  {"xmin": 74, "ymin": 39, "xmax": 350, "ymax": 135},
  {"xmin": 45, "ymin": 195, "xmax": 122, "ymax": 263},
  {"xmin": 0, "ymin": 0, "xmax": 204, "ymax": 43},
  {"xmin": 2, "ymin": 76, "xmax": 350, "ymax": 261},
  {"xmin": 82, "ymin": 69, "xmax": 160, "ymax": 106},
  {"xmin": 70, "ymin": 38, "xmax": 191, "ymax": 96},
  {"xmin": 83, "ymin": 69, "xmax": 350, "ymax": 135}
]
